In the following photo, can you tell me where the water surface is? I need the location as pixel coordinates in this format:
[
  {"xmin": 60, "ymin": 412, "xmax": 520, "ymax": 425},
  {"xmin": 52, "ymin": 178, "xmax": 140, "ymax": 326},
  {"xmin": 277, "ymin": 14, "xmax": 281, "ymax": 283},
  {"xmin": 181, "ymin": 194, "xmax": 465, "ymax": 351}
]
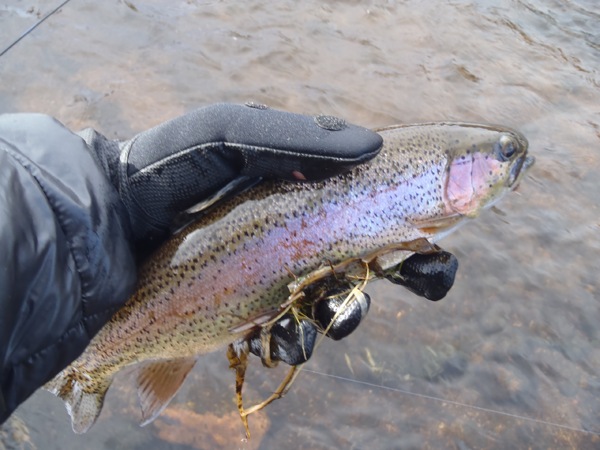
[{"xmin": 1, "ymin": 0, "xmax": 600, "ymax": 448}]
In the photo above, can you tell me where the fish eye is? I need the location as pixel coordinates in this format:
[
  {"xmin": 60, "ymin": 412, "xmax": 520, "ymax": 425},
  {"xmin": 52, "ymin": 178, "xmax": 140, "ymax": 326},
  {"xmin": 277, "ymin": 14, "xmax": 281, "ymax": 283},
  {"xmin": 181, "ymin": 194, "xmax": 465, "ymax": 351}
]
[{"xmin": 494, "ymin": 135, "xmax": 518, "ymax": 162}]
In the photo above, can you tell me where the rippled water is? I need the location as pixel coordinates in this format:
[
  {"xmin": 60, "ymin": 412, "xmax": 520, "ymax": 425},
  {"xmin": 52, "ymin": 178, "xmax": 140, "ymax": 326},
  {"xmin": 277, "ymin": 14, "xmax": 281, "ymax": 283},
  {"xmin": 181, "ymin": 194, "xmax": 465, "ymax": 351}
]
[{"xmin": 1, "ymin": 0, "xmax": 600, "ymax": 448}]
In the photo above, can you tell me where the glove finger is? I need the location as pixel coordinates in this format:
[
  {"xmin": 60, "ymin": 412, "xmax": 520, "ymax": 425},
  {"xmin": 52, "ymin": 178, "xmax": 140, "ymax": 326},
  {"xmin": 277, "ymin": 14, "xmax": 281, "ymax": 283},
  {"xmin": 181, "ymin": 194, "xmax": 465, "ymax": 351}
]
[{"xmin": 127, "ymin": 102, "xmax": 382, "ymax": 182}]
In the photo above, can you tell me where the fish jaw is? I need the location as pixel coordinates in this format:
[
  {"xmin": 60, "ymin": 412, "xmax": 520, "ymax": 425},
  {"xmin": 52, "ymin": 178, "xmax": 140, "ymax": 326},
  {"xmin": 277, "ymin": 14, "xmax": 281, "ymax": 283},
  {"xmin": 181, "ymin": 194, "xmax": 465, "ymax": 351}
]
[{"xmin": 508, "ymin": 155, "xmax": 536, "ymax": 190}]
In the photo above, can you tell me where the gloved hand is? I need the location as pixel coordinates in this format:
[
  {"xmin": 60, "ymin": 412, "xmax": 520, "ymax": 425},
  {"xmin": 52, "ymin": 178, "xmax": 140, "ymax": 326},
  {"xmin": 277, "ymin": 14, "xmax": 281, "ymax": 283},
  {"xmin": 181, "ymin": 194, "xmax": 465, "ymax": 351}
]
[
  {"xmin": 85, "ymin": 103, "xmax": 384, "ymax": 250},
  {"xmin": 0, "ymin": 103, "xmax": 383, "ymax": 424}
]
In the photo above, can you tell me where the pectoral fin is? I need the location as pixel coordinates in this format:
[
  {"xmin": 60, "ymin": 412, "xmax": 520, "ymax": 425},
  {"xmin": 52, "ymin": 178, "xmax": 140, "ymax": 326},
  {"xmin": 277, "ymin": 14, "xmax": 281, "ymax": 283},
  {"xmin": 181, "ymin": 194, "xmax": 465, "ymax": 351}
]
[
  {"xmin": 134, "ymin": 358, "xmax": 197, "ymax": 426},
  {"xmin": 409, "ymin": 215, "xmax": 463, "ymax": 235}
]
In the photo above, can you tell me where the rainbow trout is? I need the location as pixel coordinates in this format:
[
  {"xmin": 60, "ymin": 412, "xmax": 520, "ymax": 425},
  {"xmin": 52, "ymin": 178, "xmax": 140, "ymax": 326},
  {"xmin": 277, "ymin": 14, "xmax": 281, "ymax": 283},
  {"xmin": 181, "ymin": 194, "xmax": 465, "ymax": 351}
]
[{"xmin": 45, "ymin": 122, "xmax": 534, "ymax": 433}]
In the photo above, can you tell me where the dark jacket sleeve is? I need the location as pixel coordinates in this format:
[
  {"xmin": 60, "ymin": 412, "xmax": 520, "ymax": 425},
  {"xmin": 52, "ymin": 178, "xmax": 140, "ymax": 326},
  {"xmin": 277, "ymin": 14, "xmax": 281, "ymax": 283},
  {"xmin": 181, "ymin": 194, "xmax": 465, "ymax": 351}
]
[{"xmin": 0, "ymin": 114, "xmax": 137, "ymax": 423}]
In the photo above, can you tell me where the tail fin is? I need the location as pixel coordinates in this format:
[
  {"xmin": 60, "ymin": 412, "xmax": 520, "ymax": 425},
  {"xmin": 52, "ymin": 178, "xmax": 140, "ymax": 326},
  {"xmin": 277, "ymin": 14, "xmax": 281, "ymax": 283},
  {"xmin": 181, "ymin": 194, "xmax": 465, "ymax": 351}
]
[{"xmin": 44, "ymin": 367, "xmax": 113, "ymax": 434}]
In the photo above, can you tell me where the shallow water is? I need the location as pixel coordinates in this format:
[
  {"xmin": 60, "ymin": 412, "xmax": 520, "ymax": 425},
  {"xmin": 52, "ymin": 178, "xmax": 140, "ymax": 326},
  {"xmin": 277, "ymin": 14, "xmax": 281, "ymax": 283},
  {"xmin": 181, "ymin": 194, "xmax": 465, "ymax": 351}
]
[{"xmin": 1, "ymin": 0, "xmax": 600, "ymax": 448}]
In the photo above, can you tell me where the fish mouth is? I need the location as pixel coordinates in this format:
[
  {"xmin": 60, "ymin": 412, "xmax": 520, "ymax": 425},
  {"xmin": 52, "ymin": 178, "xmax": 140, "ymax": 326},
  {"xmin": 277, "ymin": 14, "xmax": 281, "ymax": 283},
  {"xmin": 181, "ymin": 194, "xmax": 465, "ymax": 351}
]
[{"xmin": 507, "ymin": 155, "xmax": 535, "ymax": 189}]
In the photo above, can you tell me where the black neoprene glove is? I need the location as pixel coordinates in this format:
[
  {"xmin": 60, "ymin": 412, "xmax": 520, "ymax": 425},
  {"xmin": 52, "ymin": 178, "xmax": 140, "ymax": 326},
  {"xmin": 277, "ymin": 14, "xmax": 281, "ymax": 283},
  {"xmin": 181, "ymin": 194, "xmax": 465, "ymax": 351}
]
[
  {"xmin": 85, "ymin": 103, "xmax": 383, "ymax": 249},
  {"xmin": 0, "ymin": 103, "xmax": 382, "ymax": 424}
]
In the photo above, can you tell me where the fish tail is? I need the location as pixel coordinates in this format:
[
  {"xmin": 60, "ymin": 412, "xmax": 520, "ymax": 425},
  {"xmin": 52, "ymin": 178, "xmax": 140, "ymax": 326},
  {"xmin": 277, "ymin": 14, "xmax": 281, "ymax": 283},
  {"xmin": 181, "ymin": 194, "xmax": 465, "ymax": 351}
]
[{"xmin": 44, "ymin": 366, "xmax": 113, "ymax": 434}]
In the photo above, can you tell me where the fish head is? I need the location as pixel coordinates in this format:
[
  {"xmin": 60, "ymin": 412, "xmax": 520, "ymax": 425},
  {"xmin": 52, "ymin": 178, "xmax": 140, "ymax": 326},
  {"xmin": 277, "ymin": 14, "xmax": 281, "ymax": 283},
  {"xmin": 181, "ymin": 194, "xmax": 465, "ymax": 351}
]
[{"xmin": 442, "ymin": 123, "xmax": 535, "ymax": 219}]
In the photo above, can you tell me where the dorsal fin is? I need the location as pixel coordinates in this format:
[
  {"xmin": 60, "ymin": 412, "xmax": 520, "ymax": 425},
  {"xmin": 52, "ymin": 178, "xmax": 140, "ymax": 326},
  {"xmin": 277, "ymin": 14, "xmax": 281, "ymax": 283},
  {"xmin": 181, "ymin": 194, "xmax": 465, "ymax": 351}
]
[
  {"xmin": 170, "ymin": 176, "xmax": 262, "ymax": 234},
  {"xmin": 134, "ymin": 358, "xmax": 197, "ymax": 426}
]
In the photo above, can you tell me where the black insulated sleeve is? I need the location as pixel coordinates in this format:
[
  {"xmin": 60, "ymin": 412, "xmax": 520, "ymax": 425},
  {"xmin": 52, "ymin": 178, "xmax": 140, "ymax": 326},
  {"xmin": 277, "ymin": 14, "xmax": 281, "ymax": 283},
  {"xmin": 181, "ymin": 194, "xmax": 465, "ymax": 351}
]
[{"xmin": 0, "ymin": 114, "xmax": 137, "ymax": 424}]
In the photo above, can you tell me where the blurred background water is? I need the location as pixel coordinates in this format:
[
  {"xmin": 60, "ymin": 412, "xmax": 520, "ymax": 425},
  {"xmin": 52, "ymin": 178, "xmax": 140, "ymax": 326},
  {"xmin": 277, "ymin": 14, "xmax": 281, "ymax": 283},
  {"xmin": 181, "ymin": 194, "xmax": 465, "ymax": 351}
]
[{"xmin": 1, "ymin": 0, "xmax": 599, "ymax": 448}]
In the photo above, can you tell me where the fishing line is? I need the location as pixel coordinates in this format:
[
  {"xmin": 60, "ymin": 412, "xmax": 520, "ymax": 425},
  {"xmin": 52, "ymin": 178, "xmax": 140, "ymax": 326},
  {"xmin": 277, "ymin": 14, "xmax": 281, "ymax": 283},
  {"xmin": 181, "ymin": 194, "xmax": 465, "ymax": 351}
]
[
  {"xmin": 0, "ymin": 0, "xmax": 73, "ymax": 58},
  {"xmin": 303, "ymin": 368, "xmax": 600, "ymax": 437}
]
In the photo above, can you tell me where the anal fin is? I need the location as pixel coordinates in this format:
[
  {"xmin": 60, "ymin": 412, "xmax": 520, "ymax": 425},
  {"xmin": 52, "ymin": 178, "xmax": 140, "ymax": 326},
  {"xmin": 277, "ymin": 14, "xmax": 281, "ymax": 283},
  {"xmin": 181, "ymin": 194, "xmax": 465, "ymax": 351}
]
[{"xmin": 134, "ymin": 358, "xmax": 197, "ymax": 426}]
